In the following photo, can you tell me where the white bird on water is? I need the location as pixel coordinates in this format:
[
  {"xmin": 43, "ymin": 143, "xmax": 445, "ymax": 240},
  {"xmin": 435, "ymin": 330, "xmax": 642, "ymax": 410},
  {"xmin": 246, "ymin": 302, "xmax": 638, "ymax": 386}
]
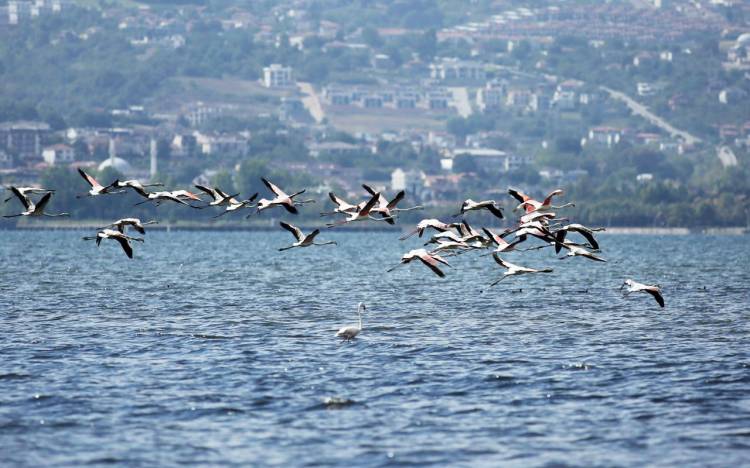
[
  {"xmin": 336, "ymin": 302, "xmax": 366, "ymax": 340},
  {"xmin": 621, "ymin": 279, "xmax": 665, "ymax": 308}
]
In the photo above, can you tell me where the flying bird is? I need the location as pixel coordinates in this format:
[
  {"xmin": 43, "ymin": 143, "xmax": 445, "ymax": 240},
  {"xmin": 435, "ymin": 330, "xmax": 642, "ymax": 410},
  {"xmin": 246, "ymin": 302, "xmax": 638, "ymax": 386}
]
[
  {"xmin": 3, "ymin": 190, "xmax": 68, "ymax": 218},
  {"xmin": 3, "ymin": 186, "xmax": 54, "ymax": 203},
  {"xmin": 278, "ymin": 222, "xmax": 337, "ymax": 251},
  {"xmin": 254, "ymin": 178, "xmax": 315, "ymax": 215},
  {"xmin": 326, "ymin": 192, "xmax": 393, "ymax": 227},
  {"xmin": 98, "ymin": 218, "xmax": 158, "ymax": 235},
  {"xmin": 320, "ymin": 192, "xmax": 365, "ymax": 217},
  {"xmin": 77, "ymin": 168, "xmax": 122, "ymax": 198},
  {"xmin": 490, "ymin": 253, "xmax": 553, "ymax": 286},
  {"xmin": 387, "ymin": 248, "xmax": 451, "ymax": 278},
  {"xmin": 361, "ymin": 184, "xmax": 423, "ymax": 223},
  {"xmin": 399, "ymin": 218, "xmax": 457, "ymax": 240},
  {"xmin": 113, "ymin": 179, "xmax": 164, "ymax": 192},
  {"xmin": 82, "ymin": 228, "xmax": 144, "ymax": 258},
  {"xmin": 620, "ymin": 279, "xmax": 665, "ymax": 307},
  {"xmin": 336, "ymin": 302, "xmax": 366, "ymax": 340},
  {"xmin": 454, "ymin": 199, "xmax": 504, "ymax": 219}
]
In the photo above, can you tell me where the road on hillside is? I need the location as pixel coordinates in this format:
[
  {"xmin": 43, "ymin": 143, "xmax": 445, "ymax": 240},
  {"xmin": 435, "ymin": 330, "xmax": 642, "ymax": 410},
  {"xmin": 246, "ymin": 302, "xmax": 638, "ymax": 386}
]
[
  {"xmin": 600, "ymin": 86, "xmax": 701, "ymax": 146},
  {"xmin": 298, "ymin": 82, "xmax": 325, "ymax": 123}
]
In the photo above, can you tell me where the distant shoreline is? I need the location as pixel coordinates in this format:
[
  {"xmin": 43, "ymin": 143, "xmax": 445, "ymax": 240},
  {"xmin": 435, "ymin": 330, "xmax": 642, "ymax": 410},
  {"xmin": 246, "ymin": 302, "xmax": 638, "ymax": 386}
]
[{"xmin": 0, "ymin": 222, "xmax": 747, "ymax": 235}]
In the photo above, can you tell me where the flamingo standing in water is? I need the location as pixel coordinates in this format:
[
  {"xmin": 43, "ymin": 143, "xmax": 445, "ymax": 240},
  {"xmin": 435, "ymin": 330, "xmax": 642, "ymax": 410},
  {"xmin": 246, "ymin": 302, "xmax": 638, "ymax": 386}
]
[
  {"xmin": 620, "ymin": 279, "xmax": 665, "ymax": 307},
  {"xmin": 278, "ymin": 222, "xmax": 337, "ymax": 251},
  {"xmin": 336, "ymin": 302, "xmax": 366, "ymax": 340},
  {"xmin": 3, "ymin": 190, "xmax": 68, "ymax": 218},
  {"xmin": 387, "ymin": 248, "xmax": 451, "ymax": 278}
]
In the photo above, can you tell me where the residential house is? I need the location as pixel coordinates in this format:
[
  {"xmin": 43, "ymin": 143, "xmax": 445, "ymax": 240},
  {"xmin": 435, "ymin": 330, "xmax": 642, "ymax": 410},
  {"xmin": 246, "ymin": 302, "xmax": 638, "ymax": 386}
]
[
  {"xmin": 42, "ymin": 144, "xmax": 75, "ymax": 165},
  {"xmin": 430, "ymin": 58, "xmax": 486, "ymax": 84},
  {"xmin": 585, "ymin": 127, "xmax": 622, "ymax": 147}
]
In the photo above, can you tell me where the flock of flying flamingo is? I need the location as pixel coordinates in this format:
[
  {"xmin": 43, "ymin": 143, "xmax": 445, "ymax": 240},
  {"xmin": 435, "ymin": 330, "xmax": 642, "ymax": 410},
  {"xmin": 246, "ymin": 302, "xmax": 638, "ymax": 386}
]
[{"xmin": 2, "ymin": 168, "xmax": 665, "ymax": 339}]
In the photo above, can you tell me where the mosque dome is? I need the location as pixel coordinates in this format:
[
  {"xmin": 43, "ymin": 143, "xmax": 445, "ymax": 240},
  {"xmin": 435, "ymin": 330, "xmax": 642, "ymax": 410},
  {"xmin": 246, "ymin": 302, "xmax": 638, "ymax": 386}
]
[{"xmin": 98, "ymin": 156, "xmax": 133, "ymax": 175}]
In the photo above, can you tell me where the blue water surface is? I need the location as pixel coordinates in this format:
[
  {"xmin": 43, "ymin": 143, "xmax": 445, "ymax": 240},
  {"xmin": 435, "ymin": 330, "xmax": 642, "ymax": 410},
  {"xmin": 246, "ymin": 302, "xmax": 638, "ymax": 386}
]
[{"xmin": 1, "ymin": 230, "xmax": 749, "ymax": 466}]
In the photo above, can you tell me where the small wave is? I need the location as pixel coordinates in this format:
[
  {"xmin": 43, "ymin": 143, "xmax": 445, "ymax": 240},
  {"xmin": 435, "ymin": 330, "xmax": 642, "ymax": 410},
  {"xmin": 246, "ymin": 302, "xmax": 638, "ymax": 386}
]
[
  {"xmin": 314, "ymin": 397, "xmax": 358, "ymax": 410},
  {"xmin": 0, "ymin": 373, "xmax": 31, "ymax": 380}
]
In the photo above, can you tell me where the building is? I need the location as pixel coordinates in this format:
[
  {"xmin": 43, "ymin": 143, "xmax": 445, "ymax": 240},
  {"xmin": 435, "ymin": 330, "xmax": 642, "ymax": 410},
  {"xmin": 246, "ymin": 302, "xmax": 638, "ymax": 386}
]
[
  {"xmin": 262, "ymin": 64, "xmax": 293, "ymax": 88},
  {"xmin": 477, "ymin": 81, "xmax": 506, "ymax": 111},
  {"xmin": 0, "ymin": 121, "xmax": 50, "ymax": 162},
  {"xmin": 430, "ymin": 58, "xmax": 486, "ymax": 83},
  {"xmin": 452, "ymin": 148, "xmax": 529, "ymax": 173},
  {"xmin": 585, "ymin": 127, "xmax": 623, "ymax": 147},
  {"xmin": 42, "ymin": 144, "xmax": 75, "ymax": 165}
]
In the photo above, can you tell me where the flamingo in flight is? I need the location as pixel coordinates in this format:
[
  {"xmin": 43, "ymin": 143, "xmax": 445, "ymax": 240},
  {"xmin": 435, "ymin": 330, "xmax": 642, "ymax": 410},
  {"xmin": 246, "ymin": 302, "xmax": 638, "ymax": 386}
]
[
  {"xmin": 254, "ymin": 178, "xmax": 315, "ymax": 215},
  {"xmin": 3, "ymin": 190, "xmax": 68, "ymax": 218},
  {"xmin": 326, "ymin": 192, "xmax": 393, "ymax": 227},
  {"xmin": 558, "ymin": 244, "xmax": 606, "ymax": 262},
  {"xmin": 194, "ymin": 185, "xmax": 240, "ymax": 207},
  {"xmin": 553, "ymin": 224, "xmax": 603, "ymax": 252},
  {"xmin": 82, "ymin": 228, "xmax": 144, "ymax": 258},
  {"xmin": 490, "ymin": 253, "xmax": 553, "ymax": 286},
  {"xmin": 509, "ymin": 188, "xmax": 574, "ymax": 213},
  {"xmin": 98, "ymin": 218, "xmax": 158, "ymax": 235},
  {"xmin": 399, "ymin": 218, "xmax": 457, "ymax": 240},
  {"xmin": 77, "ymin": 169, "xmax": 122, "ymax": 198},
  {"xmin": 320, "ymin": 192, "xmax": 364, "ymax": 217},
  {"xmin": 361, "ymin": 184, "xmax": 423, "ymax": 224},
  {"xmin": 620, "ymin": 279, "xmax": 665, "ymax": 307},
  {"xmin": 482, "ymin": 227, "xmax": 524, "ymax": 254},
  {"xmin": 113, "ymin": 179, "xmax": 164, "ymax": 192},
  {"xmin": 278, "ymin": 222, "xmax": 337, "ymax": 251},
  {"xmin": 387, "ymin": 248, "xmax": 451, "ymax": 278},
  {"xmin": 132, "ymin": 187, "xmax": 202, "ymax": 207},
  {"xmin": 212, "ymin": 193, "xmax": 258, "ymax": 218},
  {"xmin": 336, "ymin": 302, "xmax": 366, "ymax": 340},
  {"xmin": 3, "ymin": 186, "xmax": 54, "ymax": 203},
  {"xmin": 454, "ymin": 199, "xmax": 504, "ymax": 219}
]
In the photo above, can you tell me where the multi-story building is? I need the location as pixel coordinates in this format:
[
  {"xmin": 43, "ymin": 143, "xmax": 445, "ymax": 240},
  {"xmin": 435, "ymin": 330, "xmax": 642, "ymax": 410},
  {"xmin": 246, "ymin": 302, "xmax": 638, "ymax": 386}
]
[
  {"xmin": 262, "ymin": 64, "xmax": 294, "ymax": 88},
  {"xmin": 0, "ymin": 121, "xmax": 50, "ymax": 163}
]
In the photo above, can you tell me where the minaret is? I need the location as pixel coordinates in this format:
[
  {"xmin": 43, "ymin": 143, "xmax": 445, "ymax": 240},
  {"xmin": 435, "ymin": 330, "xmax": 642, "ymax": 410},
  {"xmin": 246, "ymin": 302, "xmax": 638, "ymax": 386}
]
[
  {"xmin": 150, "ymin": 138, "xmax": 158, "ymax": 178},
  {"xmin": 108, "ymin": 137, "xmax": 116, "ymax": 164}
]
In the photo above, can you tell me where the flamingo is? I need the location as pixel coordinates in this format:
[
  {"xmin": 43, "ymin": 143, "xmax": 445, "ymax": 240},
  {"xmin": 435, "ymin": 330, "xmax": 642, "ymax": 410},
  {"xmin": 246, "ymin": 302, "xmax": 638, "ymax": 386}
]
[
  {"xmin": 482, "ymin": 227, "xmax": 524, "ymax": 253},
  {"xmin": 82, "ymin": 228, "xmax": 144, "ymax": 258},
  {"xmin": 194, "ymin": 185, "xmax": 239, "ymax": 207},
  {"xmin": 361, "ymin": 184, "xmax": 423, "ymax": 223},
  {"xmin": 553, "ymin": 224, "xmax": 604, "ymax": 252},
  {"xmin": 320, "ymin": 192, "xmax": 365, "ymax": 217},
  {"xmin": 278, "ymin": 222, "xmax": 337, "ymax": 251},
  {"xmin": 132, "ymin": 187, "xmax": 201, "ymax": 207},
  {"xmin": 336, "ymin": 302, "xmax": 366, "ymax": 340},
  {"xmin": 3, "ymin": 186, "xmax": 54, "ymax": 203},
  {"xmin": 98, "ymin": 218, "xmax": 158, "ymax": 235},
  {"xmin": 490, "ymin": 253, "xmax": 553, "ymax": 286},
  {"xmin": 77, "ymin": 169, "xmax": 122, "ymax": 197},
  {"xmin": 113, "ymin": 179, "xmax": 163, "ymax": 191},
  {"xmin": 399, "ymin": 218, "xmax": 457, "ymax": 240},
  {"xmin": 558, "ymin": 244, "xmax": 606, "ymax": 262},
  {"xmin": 254, "ymin": 178, "xmax": 315, "ymax": 215},
  {"xmin": 3, "ymin": 190, "xmax": 68, "ymax": 218},
  {"xmin": 454, "ymin": 199, "xmax": 504, "ymax": 219},
  {"xmin": 620, "ymin": 279, "xmax": 665, "ymax": 307},
  {"xmin": 212, "ymin": 193, "xmax": 258, "ymax": 218},
  {"xmin": 326, "ymin": 192, "xmax": 393, "ymax": 227},
  {"xmin": 514, "ymin": 189, "xmax": 574, "ymax": 213},
  {"xmin": 387, "ymin": 248, "xmax": 451, "ymax": 278}
]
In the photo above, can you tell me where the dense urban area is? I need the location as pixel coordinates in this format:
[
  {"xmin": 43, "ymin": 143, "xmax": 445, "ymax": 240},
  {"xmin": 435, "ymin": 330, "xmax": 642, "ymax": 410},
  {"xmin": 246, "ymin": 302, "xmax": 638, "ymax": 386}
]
[{"xmin": 1, "ymin": 0, "xmax": 749, "ymax": 227}]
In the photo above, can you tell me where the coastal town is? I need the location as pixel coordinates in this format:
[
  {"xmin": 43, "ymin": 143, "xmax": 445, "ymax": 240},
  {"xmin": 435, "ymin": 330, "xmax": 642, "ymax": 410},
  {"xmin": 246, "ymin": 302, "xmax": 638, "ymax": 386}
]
[{"xmin": 1, "ymin": 0, "xmax": 749, "ymax": 226}]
